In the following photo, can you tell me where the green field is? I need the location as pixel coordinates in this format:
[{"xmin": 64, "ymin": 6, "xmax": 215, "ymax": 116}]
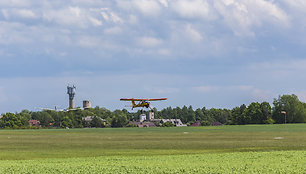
[{"xmin": 0, "ymin": 124, "xmax": 305, "ymax": 173}]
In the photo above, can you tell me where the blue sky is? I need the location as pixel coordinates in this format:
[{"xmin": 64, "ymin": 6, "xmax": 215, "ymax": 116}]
[{"xmin": 1, "ymin": 0, "xmax": 306, "ymax": 113}]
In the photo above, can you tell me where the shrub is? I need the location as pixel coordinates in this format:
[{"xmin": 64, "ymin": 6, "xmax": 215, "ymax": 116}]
[{"xmin": 161, "ymin": 122, "xmax": 174, "ymax": 127}]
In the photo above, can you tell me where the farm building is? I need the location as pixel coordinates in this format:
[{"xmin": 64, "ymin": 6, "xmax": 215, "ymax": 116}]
[
  {"xmin": 82, "ymin": 116, "xmax": 106, "ymax": 126},
  {"xmin": 28, "ymin": 120, "xmax": 40, "ymax": 126},
  {"xmin": 129, "ymin": 121, "xmax": 156, "ymax": 128},
  {"xmin": 153, "ymin": 119, "xmax": 187, "ymax": 127},
  {"xmin": 191, "ymin": 121, "xmax": 201, "ymax": 126}
]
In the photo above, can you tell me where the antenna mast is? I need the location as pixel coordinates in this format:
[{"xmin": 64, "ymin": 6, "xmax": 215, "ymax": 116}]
[{"xmin": 67, "ymin": 85, "xmax": 76, "ymax": 109}]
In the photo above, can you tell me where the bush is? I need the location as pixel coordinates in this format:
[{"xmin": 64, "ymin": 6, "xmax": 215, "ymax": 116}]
[
  {"xmin": 201, "ymin": 121, "xmax": 210, "ymax": 126},
  {"xmin": 264, "ymin": 118, "xmax": 275, "ymax": 124},
  {"xmin": 127, "ymin": 123, "xmax": 137, "ymax": 127},
  {"xmin": 161, "ymin": 122, "xmax": 174, "ymax": 127}
]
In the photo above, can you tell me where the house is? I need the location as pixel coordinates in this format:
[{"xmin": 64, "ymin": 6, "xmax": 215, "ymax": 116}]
[
  {"xmin": 211, "ymin": 122, "xmax": 223, "ymax": 126},
  {"xmin": 129, "ymin": 121, "xmax": 156, "ymax": 128},
  {"xmin": 82, "ymin": 116, "xmax": 106, "ymax": 125},
  {"xmin": 152, "ymin": 119, "xmax": 187, "ymax": 127},
  {"xmin": 191, "ymin": 121, "xmax": 201, "ymax": 126},
  {"xmin": 28, "ymin": 120, "xmax": 40, "ymax": 126}
]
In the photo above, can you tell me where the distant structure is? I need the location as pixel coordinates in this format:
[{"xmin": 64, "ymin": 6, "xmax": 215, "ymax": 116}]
[
  {"xmin": 147, "ymin": 111, "xmax": 154, "ymax": 121},
  {"xmin": 83, "ymin": 100, "xmax": 91, "ymax": 109},
  {"xmin": 28, "ymin": 120, "xmax": 40, "ymax": 126},
  {"xmin": 139, "ymin": 114, "xmax": 146, "ymax": 122},
  {"xmin": 67, "ymin": 85, "xmax": 76, "ymax": 109},
  {"xmin": 129, "ymin": 111, "xmax": 187, "ymax": 127},
  {"xmin": 153, "ymin": 119, "xmax": 186, "ymax": 127}
]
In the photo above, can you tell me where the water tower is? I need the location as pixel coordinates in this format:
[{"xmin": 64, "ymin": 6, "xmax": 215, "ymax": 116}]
[
  {"xmin": 83, "ymin": 100, "xmax": 91, "ymax": 109},
  {"xmin": 67, "ymin": 85, "xmax": 76, "ymax": 109}
]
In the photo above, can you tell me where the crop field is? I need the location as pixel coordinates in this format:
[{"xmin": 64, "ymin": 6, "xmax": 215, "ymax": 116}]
[{"xmin": 0, "ymin": 124, "xmax": 305, "ymax": 173}]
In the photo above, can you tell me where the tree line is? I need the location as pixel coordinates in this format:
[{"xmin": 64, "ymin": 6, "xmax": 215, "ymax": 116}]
[{"xmin": 1, "ymin": 94, "xmax": 306, "ymax": 129}]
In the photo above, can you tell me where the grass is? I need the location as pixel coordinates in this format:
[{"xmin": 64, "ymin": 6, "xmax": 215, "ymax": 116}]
[
  {"xmin": 0, "ymin": 124, "xmax": 305, "ymax": 160},
  {"xmin": 0, "ymin": 124, "xmax": 305, "ymax": 173}
]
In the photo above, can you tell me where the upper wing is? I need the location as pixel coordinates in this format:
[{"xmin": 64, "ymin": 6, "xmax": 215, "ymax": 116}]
[
  {"xmin": 147, "ymin": 98, "xmax": 167, "ymax": 101},
  {"xmin": 120, "ymin": 98, "xmax": 145, "ymax": 101},
  {"xmin": 120, "ymin": 98, "xmax": 167, "ymax": 101}
]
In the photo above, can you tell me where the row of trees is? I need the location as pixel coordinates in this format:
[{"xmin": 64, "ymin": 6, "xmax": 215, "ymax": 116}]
[{"xmin": 1, "ymin": 94, "xmax": 306, "ymax": 129}]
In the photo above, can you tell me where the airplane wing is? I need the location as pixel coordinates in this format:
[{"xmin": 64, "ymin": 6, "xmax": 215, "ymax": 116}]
[
  {"xmin": 147, "ymin": 98, "xmax": 167, "ymax": 101},
  {"xmin": 120, "ymin": 98, "xmax": 167, "ymax": 101},
  {"xmin": 120, "ymin": 98, "xmax": 145, "ymax": 101}
]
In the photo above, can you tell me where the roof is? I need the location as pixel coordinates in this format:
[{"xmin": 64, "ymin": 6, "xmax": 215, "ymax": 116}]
[
  {"xmin": 129, "ymin": 121, "xmax": 156, "ymax": 127},
  {"xmin": 82, "ymin": 116, "xmax": 106, "ymax": 122},
  {"xmin": 211, "ymin": 122, "xmax": 223, "ymax": 126},
  {"xmin": 191, "ymin": 122, "xmax": 201, "ymax": 126},
  {"xmin": 28, "ymin": 120, "xmax": 40, "ymax": 125}
]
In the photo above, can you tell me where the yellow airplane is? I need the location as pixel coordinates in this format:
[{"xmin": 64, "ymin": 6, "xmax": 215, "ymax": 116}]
[{"xmin": 120, "ymin": 98, "xmax": 167, "ymax": 110}]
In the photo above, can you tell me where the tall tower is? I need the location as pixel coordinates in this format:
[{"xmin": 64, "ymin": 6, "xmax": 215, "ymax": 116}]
[{"xmin": 67, "ymin": 85, "xmax": 76, "ymax": 109}]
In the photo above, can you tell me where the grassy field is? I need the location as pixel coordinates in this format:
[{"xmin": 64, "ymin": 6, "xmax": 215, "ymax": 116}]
[{"xmin": 0, "ymin": 124, "xmax": 305, "ymax": 173}]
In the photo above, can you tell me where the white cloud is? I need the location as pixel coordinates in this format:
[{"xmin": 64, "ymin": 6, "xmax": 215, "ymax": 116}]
[
  {"xmin": 117, "ymin": 0, "xmax": 162, "ymax": 16},
  {"xmin": 69, "ymin": 6, "xmax": 81, "ymax": 17},
  {"xmin": 109, "ymin": 11, "xmax": 123, "ymax": 23},
  {"xmin": 214, "ymin": 0, "xmax": 289, "ymax": 36},
  {"xmin": 158, "ymin": 0, "xmax": 168, "ymax": 7},
  {"xmin": 89, "ymin": 17, "xmax": 102, "ymax": 26},
  {"xmin": 0, "ymin": 0, "xmax": 32, "ymax": 7},
  {"xmin": 1, "ymin": 9, "xmax": 37, "ymax": 19},
  {"xmin": 185, "ymin": 24, "xmax": 203, "ymax": 42},
  {"xmin": 248, "ymin": 59, "xmax": 306, "ymax": 73},
  {"xmin": 104, "ymin": 27, "xmax": 122, "ymax": 35},
  {"xmin": 128, "ymin": 15, "xmax": 138, "ymax": 24},
  {"xmin": 171, "ymin": 0, "xmax": 216, "ymax": 20},
  {"xmin": 134, "ymin": 0, "xmax": 162, "ymax": 16},
  {"xmin": 138, "ymin": 36, "xmax": 163, "ymax": 47},
  {"xmin": 100, "ymin": 9, "xmax": 123, "ymax": 23},
  {"xmin": 0, "ymin": 22, "xmax": 32, "ymax": 45},
  {"xmin": 251, "ymin": 88, "xmax": 273, "ymax": 102},
  {"xmin": 157, "ymin": 48, "xmax": 171, "ymax": 56},
  {"xmin": 77, "ymin": 36, "xmax": 101, "ymax": 48},
  {"xmin": 42, "ymin": 6, "xmax": 117, "ymax": 28},
  {"xmin": 281, "ymin": 0, "xmax": 306, "ymax": 13},
  {"xmin": 43, "ymin": 7, "xmax": 86, "ymax": 27},
  {"xmin": 145, "ymin": 87, "xmax": 179, "ymax": 94},
  {"xmin": 101, "ymin": 11, "xmax": 110, "ymax": 21},
  {"xmin": 193, "ymin": 86, "xmax": 220, "ymax": 93}
]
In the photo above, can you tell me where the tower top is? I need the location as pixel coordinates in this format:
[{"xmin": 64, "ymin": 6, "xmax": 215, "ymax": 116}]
[{"xmin": 67, "ymin": 85, "xmax": 76, "ymax": 95}]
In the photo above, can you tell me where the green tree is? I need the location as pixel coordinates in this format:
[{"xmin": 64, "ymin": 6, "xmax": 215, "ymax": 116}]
[
  {"xmin": 90, "ymin": 116, "xmax": 104, "ymax": 128},
  {"xmin": 187, "ymin": 105, "xmax": 195, "ymax": 123},
  {"xmin": 246, "ymin": 102, "xmax": 262, "ymax": 124},
  {"xmin": 16, "ymin": 110, "xmax": 32, "ymax": 127},
  {"xmin": 61, "ymin": 116, "xmax": 73, "ymax": 128},
  {"xmin": 260, "ymin": 102, "xmax": 273, "ymax": 123},
  {"xmin": 273, "ymin": 94, "xmax": 306, "ymax": 123},
  {"xmin": 0, "ymin": 113, "xmax": 22, "ymax": 128},
  {"xmin": 207, "ymin": 108, "xmax": 230, "ymax": 124},
  {"xmin": 111, "ymin": 113, "xmax": 128, "ymax": 127},
  {"xmin": 161, "ymin": 121, "xmax": 174, "ymax": 127},
  {"xmin": 231, "ymin": 104, "xmax": 248, "ymax": 125},
  {"xmin": 195, "ymin": 108, "xmax": 205, "ymax": 121}
]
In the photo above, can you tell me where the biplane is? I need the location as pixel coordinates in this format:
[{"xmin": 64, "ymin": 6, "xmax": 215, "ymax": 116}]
[{"xmin": 120, "ymin": 98, "xmax": 167, "ymax": 110}]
